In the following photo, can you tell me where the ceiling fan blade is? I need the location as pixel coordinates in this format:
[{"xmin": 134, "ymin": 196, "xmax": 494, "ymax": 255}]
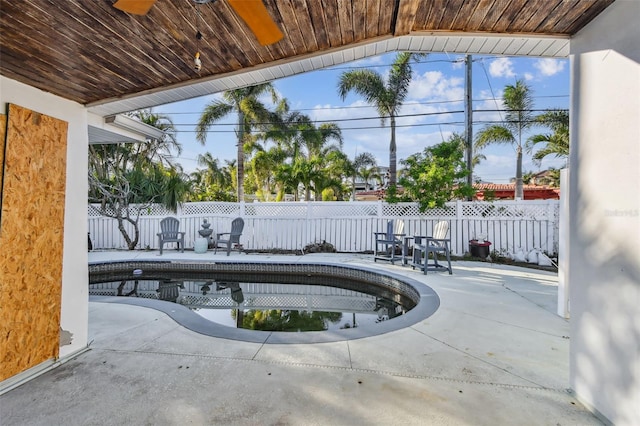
[
  {"xmin": 227, "ymin": 0, "xmax": 283, "ymax": 46},
  {"xmin": 113, "ymin": 0, "xmax": 157, "ymax": 15}
]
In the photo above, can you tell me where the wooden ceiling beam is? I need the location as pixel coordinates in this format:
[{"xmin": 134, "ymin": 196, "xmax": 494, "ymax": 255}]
[
  {"xmin": 393, "ymin": 0, "xmax": 420, "ymax": 36},
  {"xmin": 0, "ymin": 0, "xmax": 616, "ymax": 107}
]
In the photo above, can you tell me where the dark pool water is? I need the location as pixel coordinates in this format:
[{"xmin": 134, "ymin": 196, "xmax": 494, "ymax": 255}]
[{"xmin": 89, "ymin": 273, "xmax": 413, "ymax": 332}]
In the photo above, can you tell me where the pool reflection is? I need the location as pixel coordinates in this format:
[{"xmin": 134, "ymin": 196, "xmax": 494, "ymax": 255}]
[{"xmin": 90, "ymin": 277, "xmax": 409, "ymax": 332}]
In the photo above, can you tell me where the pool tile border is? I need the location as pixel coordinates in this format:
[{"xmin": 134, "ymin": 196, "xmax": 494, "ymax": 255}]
[{"xmin": 89, "ymin": 260, "xmax": 439, "ymax": 344}]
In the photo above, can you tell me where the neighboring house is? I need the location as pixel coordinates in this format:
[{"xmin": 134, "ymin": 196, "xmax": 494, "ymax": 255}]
[
  {"xmin": 354, "ymin": 183, "xmax": 560, "ymax": 202},
  {"xmin": 474, "ymin": 183, "xmax": 560, "ymax": 200}
]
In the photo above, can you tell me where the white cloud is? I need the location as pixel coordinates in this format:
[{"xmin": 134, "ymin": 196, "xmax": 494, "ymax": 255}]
[
  {"xmin": 396, "ymin": 130, "xmax": 446, "ymax": 161},
  {"xmin": 474, "ymin": 89, "xmax": 504, "ymax": 124},
  {"xmin": 489, "ymin": 58, "xmax": 515, "ymax": 78},
  {"xmin": 524, "ymin": 72, "xmax": 534, "ymax": 81},
  {"xmin": 310, "ymin": 100, "xmax": 373, "ymax": 122},
  {"xmin": 409, "ymin": 71, "xmax": 464, "ymax": 101},
  {"xmin": 534, "ymin": 58, "xmax": 566, "ymax": 76},
  {"xmin": 309, "ymin": 101, "xmax": 393, "ymax": 164}
]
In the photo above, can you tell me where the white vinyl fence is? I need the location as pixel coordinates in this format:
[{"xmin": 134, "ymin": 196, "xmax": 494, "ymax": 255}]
[{"xmin": 88, "ymin": 200, "xmax": 559, "ymax": 257}]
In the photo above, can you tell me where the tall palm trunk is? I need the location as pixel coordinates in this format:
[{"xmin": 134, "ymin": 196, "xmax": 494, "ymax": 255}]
[
  {"xmin": 237, "ymin": 110, "xmax": 245, "ymax": 202},
  {"xmin": 389, "ymin": 115, "xmax": 397, "ymax": 187},
  {"xmin": 515, "ymin": 146, "xmax": 523, "ymax": 199}
]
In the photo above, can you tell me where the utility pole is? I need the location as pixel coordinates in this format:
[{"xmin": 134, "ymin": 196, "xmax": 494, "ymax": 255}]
[{"xmin": 465, "ymin": 54, "xmax": 473, "ymax": 200}]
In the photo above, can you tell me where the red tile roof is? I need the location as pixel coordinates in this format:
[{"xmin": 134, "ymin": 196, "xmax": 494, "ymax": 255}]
[{"xmin": 473, "ymin": 183, "xmax": 560, "ymax": 200}]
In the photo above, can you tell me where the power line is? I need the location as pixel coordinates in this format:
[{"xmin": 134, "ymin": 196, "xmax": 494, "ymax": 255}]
[
  {"xmin": 159, "ymin": 94, "xmax": 569, "ymax": 115},
  {"xmin": 479, "ymin": 58, "xmax": 504, "ymax": 124},
  {"xmin": 171, "ymin": 117, "xmax": 560, "ymax": 134},
  {"xmin": 312, "ymin": 54, "xmax": 528, "ymax": 71},
  {"xmin": 167, "ymin": 108, "xmax": 566, "ymax": 128}
]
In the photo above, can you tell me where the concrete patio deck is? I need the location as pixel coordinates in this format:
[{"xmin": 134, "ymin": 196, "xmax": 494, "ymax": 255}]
[{"xmin": 1, "ymin": 251, "xmax": 601, "ymax": 425}]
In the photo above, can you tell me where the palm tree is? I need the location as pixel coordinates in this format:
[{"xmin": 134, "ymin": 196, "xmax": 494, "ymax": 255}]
[
  {"xmin": 128, "ymin": 109, "xmax": 181, "ymax": 163},
  {"xmin": 527, "ymin": 109, "xmax": 569, "ymax": 165},
  {"xmin": 338, "ymin": 52, "xmax": 424, "ymax": 191},
  {"xmin": 249, "ymin": 147, "xmax": 289, "ymax": 200},
  {"xmin": 350, "ymin": 152, "xmax": 377, "ymax": 200},
  {"xmin": 196, "ymin": 152, "xmax": 233, "ymax": 189},
  {"xmin": 286, "ymin": 123, "xmax": 343, "ymax": 201},
  {"xmin": 475, "ymin": 79, "xmax": 535, "ymax": 199},
  {"xmin": 262, "ymin": 103, "xmax": 343, "ymax": 201},
  {"xmin": 88, "ymin": 109, "xmax": 189, "ymax": 249},
  {"xmin": 90, "ymin": 109, "xmax": 181, "ymax": 183},
  {"xmin": 261, "ymin": 99, "xmax": 311, "ymax": 161},
  {"xmin": 196, "ymin": 84, "xmax": 278, "ymax": 201}
]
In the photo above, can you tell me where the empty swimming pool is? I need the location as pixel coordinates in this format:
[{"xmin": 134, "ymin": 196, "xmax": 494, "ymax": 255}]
[{"xmin": 89, "ymin": 261, "xmax": 440, "ymax": 344}]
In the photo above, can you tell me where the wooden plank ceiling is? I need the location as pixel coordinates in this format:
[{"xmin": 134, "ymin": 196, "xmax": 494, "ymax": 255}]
[{"xmin": 1, "ymin": 0, "xmax": 614, "ymax": 109}]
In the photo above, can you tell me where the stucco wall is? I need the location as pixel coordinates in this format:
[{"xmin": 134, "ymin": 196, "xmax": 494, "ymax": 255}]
[
  {"xmin": 0, "ymin": 76, "xmax": 89, "ymax": 362},
  {"xmin": 569, "ymin": 2, "xmax": 640, "ymax": 424}
]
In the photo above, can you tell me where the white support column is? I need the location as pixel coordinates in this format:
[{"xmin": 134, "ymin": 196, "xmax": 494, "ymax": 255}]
[
  {"xmin": 569, "ymin": 1, "xmax": 640, "ymax": 423},
  {"xmin": 557, "ymin": 168, "xmax": 569, "ymax": 318}
]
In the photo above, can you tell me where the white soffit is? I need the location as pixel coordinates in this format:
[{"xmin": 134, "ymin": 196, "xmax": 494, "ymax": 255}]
[
  {"xmin": 87, "ymin": 33, "xmax": 569, "ymax": 117},
  {"xmin": 87, "ymin": 113, "xmax": 164, "ymax": 144},
  {"xmin": 88, "ymin": 126, "xmax": 143, "ymax": 144}
]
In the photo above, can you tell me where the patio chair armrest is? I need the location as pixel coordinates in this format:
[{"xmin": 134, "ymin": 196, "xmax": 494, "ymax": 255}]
[
  {"xmin": 426, "ymin": 237, "xmax": 450, "ymax": 243},
  {"xmin": 374, "ymin": 232, "xmax": 390, "ymax": 241},
  {"xmin": 216, "ymin": 232, "xmax": 230, "ymax": 239},
  {"xmin": 425, "ymin": 237, "xmax": 451, "ymax": 249}
]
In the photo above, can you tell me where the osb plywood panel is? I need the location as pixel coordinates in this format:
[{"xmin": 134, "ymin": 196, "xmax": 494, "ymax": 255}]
[
  {"xmin": 0, "ymin": 113, "xmax": 6, "ymax": 199},
  {"xmin": 0, "ymin": 104, "xmax": 68, "ymax": 381}
]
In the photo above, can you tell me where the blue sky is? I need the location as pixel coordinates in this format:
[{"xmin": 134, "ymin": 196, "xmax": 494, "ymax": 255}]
[{"xmin": 155, "ymin": 52, "xmax": 569, "ymax": 183}]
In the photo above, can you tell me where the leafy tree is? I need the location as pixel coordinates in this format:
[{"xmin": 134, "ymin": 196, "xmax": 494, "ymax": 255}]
[
  {"xmin": 338, "ymin": 52, "xmax": 425, "ymax": 192},
  {"xmin": 89, "ymin": 163, "xmax": 190, "ymax": 250},
  {"xmin": 527, "ymin": 109, "xmax": 569, "ymax": 166},
  {"xmin": 398, "ymin": 137, "xmax": 475, "ymax": 210},
  {"xmin": 475, "ymin": 79, "xmax": 535, "ymax": 199},
  {"xmin": 196, "ymin": 84, "xmax": 278, "ymax": 201},
  {"xmin": 89, "ymin": 110, "xmax": 190, "ymax": 249}
]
